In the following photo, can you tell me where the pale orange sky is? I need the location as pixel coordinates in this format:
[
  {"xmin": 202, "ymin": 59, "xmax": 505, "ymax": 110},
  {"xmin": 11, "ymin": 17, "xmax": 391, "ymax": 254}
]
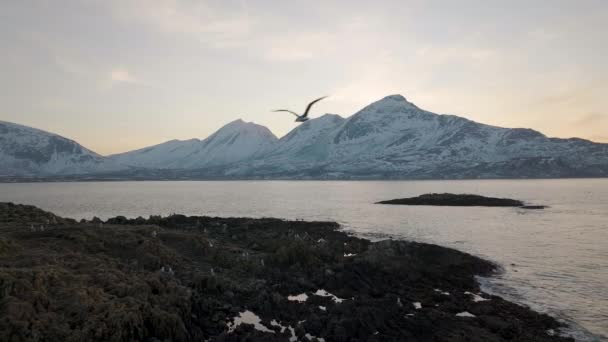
[{"xmin": 1, "ymin": 0, "xmax": 607, "ymax": 155}]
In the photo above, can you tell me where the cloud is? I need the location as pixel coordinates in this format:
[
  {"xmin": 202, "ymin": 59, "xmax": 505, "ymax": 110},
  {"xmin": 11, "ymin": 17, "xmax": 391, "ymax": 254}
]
[
  {"xmin": 52, "ymin": 55, "xmax": 91, "ymax": 78},
  {"xmin": 533, "ymin": 83, "xmax": 598, "ymax": 108},
  {"xmin": 328, "ymin": 50, "xmax": 422, "ymax": 111},
  {"xmin": 572, "ymin": 112, "xmax": 607, "ymax": 126},
  {"xmin": 260, "ymin": 13, "xmax": 396, "ymax": 63},
  {"xmin": 528, "ymin": 27, "xmax": 558, "ymax": 42},
  {"xmin": 414, "ymin": 45, "xmax": 498, "ymax": 66},
  {"xmin": 106, "ymin": 67, "xmax": 154, "ymax": 89},
  {"xmin": 106, "ymin": 0, "xmax": 253, "ymax": 48},
  {"xmin": 109, "ymin": 68, "xmax": 138, "ymax": 83},
  {"xmin": 263, "ymin": 31, "xmax": 336, "ymax": 62}
]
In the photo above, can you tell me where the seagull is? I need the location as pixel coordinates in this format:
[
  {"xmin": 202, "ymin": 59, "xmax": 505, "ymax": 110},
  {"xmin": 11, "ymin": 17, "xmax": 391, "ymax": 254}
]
[{"xmin": 273, "ymin": 96, "xmax": 328, "ymax": 122}]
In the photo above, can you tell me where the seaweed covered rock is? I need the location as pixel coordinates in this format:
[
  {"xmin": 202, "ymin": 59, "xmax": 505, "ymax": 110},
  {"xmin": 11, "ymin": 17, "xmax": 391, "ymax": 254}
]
[{"xmin": 0, "ymin": 204, "xmax": 569, "ymax": 341}]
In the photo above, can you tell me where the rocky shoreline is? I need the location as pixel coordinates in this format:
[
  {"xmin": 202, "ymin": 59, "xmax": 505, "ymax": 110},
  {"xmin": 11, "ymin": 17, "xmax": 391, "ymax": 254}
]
[{"xmin": 0, "ymin": 202, "xmax": 570, "ymax": 341}]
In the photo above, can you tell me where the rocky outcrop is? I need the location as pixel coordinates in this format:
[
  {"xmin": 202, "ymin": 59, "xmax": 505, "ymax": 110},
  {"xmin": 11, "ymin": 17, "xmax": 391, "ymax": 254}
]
[
  {"xmin": 0, "ymin": 202, "xmax": 77, "ymax": 225},
  {"xmin": 377, "ymin": 193, "xmax": 528, "ymax": 207},
  {"xmin": 0, "ymin": 203, "xmax": 569, "ymax": 341}
]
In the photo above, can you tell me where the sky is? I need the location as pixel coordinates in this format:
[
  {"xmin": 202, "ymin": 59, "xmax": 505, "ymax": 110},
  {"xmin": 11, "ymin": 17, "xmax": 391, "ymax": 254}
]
[{"xmin": 1, "ymin": 0, "xmax": 607, "ymax": 155}]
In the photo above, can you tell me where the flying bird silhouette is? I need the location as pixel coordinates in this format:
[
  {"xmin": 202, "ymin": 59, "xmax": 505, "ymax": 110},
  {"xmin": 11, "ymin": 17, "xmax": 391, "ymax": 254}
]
[{"xmin": 273, "ymin": 96, "xmax": 328, "ymax": 122}]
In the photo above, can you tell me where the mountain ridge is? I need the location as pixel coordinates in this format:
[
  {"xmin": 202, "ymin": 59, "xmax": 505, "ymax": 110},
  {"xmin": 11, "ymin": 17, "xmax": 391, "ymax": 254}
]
[
  {"xmin": 221, "ymin": 94, "xmax": 608, "ymax": 178},
  {"xmin": 2, "ymin": 94, "xmax": 607, "ymax": 179},
  {"xmin": 0, "ymin": 120, "xmax": 125, "ymax": 176},
  {"xmin": 108, "ymin": 119, "xmax": 277, "ymax": 170}
]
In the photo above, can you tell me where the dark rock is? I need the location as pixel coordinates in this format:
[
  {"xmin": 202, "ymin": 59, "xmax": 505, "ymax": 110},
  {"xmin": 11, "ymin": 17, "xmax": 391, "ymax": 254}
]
[
  {"xmin": 106, "ymin": 215, "xmax": 128, "ymax": 224},
  {"xmin": 377, "ymin": 193, "xmax": 527, "ymax": 207},
  {"xmin": 0, "ymin": 202, "xmax": 572, "ymax": 342},
  {"xmin": 0, "ymin": 202, "xmax": 77, "ymax": 225},
  {"xmin": 480, "ymin": 315, "xmax": 510, "ymax": 333}
]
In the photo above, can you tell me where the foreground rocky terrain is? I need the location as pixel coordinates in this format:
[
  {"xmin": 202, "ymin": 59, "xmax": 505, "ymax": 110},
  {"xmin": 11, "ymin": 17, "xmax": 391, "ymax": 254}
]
[{"xmin": 0, "ymin": 203, "xmax": 570, "ymax": 341}]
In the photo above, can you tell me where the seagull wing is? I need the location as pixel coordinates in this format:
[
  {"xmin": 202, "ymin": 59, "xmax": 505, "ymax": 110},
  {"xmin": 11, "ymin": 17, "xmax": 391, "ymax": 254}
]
[
  {"xmin": 302, "ymin": 96, "xmax": 328, "ymax": 117},
  {"xmin": 273, "ymin": 109, "xmax": 300, "ymax": 117}
]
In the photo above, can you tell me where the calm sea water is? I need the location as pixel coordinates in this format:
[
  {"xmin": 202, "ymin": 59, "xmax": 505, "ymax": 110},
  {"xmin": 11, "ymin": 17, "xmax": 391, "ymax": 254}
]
[{"xmin": 0, "ymin": 179, "xmax": 606, "ymax": 341}]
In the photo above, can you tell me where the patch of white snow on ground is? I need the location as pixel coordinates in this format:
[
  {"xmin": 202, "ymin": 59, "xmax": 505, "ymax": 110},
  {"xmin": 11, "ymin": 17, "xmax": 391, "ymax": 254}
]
[
  {"xmin": 412, "ymin": 302, "xmax": 422, "ymax": 309},
  {"xmin": 456, "ymin": 311, "xmax": 476, "ymax": 318},
  {"xmin": 270, "ymin": 320, "xmax": 297, "ymax": 342},
  {"xmin": 319, "ymin": 306, "xmax": 326, "ymax": 311},
  {"xmin": 305, "ymin": 333, "xmax": 326, "ymax": 341},
  {"xmin": 344, "ymin": 253, "xmax": 357, "ymax": 257},
  {"xmin": 464, "ymin": 291, "xmax": 489, "ymax": 302},
  {"xmin": 227, "ymin": 311, "xmax": 274, "ymax": 333},
  {"xmin": 434, "ymin": 289, "xmax": 450, "ymax": 296},
  {"xmin": 288, "ymin": 293, "xmax": 309, "ymax": 302},
  {"xmin": 315, "ymin": 289, "xmax": 345, "ymax": 303}
]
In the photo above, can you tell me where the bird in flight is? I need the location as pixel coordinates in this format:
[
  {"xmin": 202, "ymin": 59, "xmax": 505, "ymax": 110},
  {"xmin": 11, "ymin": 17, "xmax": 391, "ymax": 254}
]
[{"xmin": 273, "ymin": 96, "xmax": 328, "ymax": 122}]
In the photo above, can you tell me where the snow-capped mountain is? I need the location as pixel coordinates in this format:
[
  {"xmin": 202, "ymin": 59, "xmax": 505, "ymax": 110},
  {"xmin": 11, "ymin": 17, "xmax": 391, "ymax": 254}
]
[
  {"xmin": 237, "ymin": 114, "xmax": 346, "ymax": 175},
  {"xmin": 0, "ymin": 120, "xmax": 124, "ymax": 176},
  {"xmin": 109, "ymin": 119, "xmax": 277, "ymax": 169},
  {"xmin": 2, "ymin": 94, "xmax": 608, "ymax": 179},
  {"xmin": 332, "ymin": 95, "xmax": 608, "ymax": 177},
  {"xmin": 227, "ymin": 95, "xmax": 608, "ymax": 178}
]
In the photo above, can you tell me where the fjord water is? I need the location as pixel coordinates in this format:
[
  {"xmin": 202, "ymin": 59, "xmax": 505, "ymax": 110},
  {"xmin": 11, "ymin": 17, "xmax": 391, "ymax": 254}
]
[{"xmin": 1, "ymin": 179, "xmax": 606, "ymax": 340}]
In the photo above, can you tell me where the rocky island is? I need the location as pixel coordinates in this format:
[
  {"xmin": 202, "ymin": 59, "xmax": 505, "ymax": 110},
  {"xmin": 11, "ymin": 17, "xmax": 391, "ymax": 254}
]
[
  {"xmin": 0, "ymin": 202, "xmax": 567, "ymax": 341},
  {"xmin": 377, "ymin": 193, "xmax": 547, "ymax": 209}
]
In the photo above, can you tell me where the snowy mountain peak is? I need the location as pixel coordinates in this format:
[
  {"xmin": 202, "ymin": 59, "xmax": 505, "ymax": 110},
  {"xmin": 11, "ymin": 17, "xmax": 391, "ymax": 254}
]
[
  {"xmin": 213, "ymin": 119, "xmax": 277, "ymax": 139},
  {"xmin": 280, "ymin": 114, "xmax": 345, "ymax": 140},
  {"xmin": 347, "ymin": 94, "xmax": 428, "ymax": 125},
  {"xmin": 373, "ymin": 94, "xmax": 419, "ymax": 110},
  {"xmin": 318, "ymin": 113, "xmax": 344, "ymax": 120},
  {"xmin": 0, "ymin": 120, "xmax": 124, "ymax": 176},
  {"xmin": 0, "ymin": 120, "xmax": 92, "ymax": 149},
  {"xmin": 109, "ymin": 118, "xmax": 278, "ymax": 170},
  {"xmin": 331, "ymin": 95, "xmax": 431, "ymax": 144},
  {"xmin": 223, "ymin": 118, "xmax": 246, "ymax": 127}
]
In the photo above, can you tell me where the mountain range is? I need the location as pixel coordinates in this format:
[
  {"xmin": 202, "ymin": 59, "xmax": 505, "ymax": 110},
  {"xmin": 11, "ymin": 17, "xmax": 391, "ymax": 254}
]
[{"xmin": 2, "ymin": 95, "xmax": 608, "ymax": 180}]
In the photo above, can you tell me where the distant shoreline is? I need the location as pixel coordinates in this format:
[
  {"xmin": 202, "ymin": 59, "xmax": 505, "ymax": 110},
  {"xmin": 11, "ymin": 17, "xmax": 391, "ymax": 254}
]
[{"xmin": 2, "ymin": 175, "xmax": 608, "ymax": 184}]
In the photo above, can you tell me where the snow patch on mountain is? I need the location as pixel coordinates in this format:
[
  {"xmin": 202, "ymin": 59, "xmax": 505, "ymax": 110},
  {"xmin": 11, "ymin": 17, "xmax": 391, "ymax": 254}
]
[
  {"xmin": 257, "ymin": 114, "xmax": 345, "ymax": 169},
  {"xmin": 109, "ymin": 139, "xmax": 202, "ymax": 169}
]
